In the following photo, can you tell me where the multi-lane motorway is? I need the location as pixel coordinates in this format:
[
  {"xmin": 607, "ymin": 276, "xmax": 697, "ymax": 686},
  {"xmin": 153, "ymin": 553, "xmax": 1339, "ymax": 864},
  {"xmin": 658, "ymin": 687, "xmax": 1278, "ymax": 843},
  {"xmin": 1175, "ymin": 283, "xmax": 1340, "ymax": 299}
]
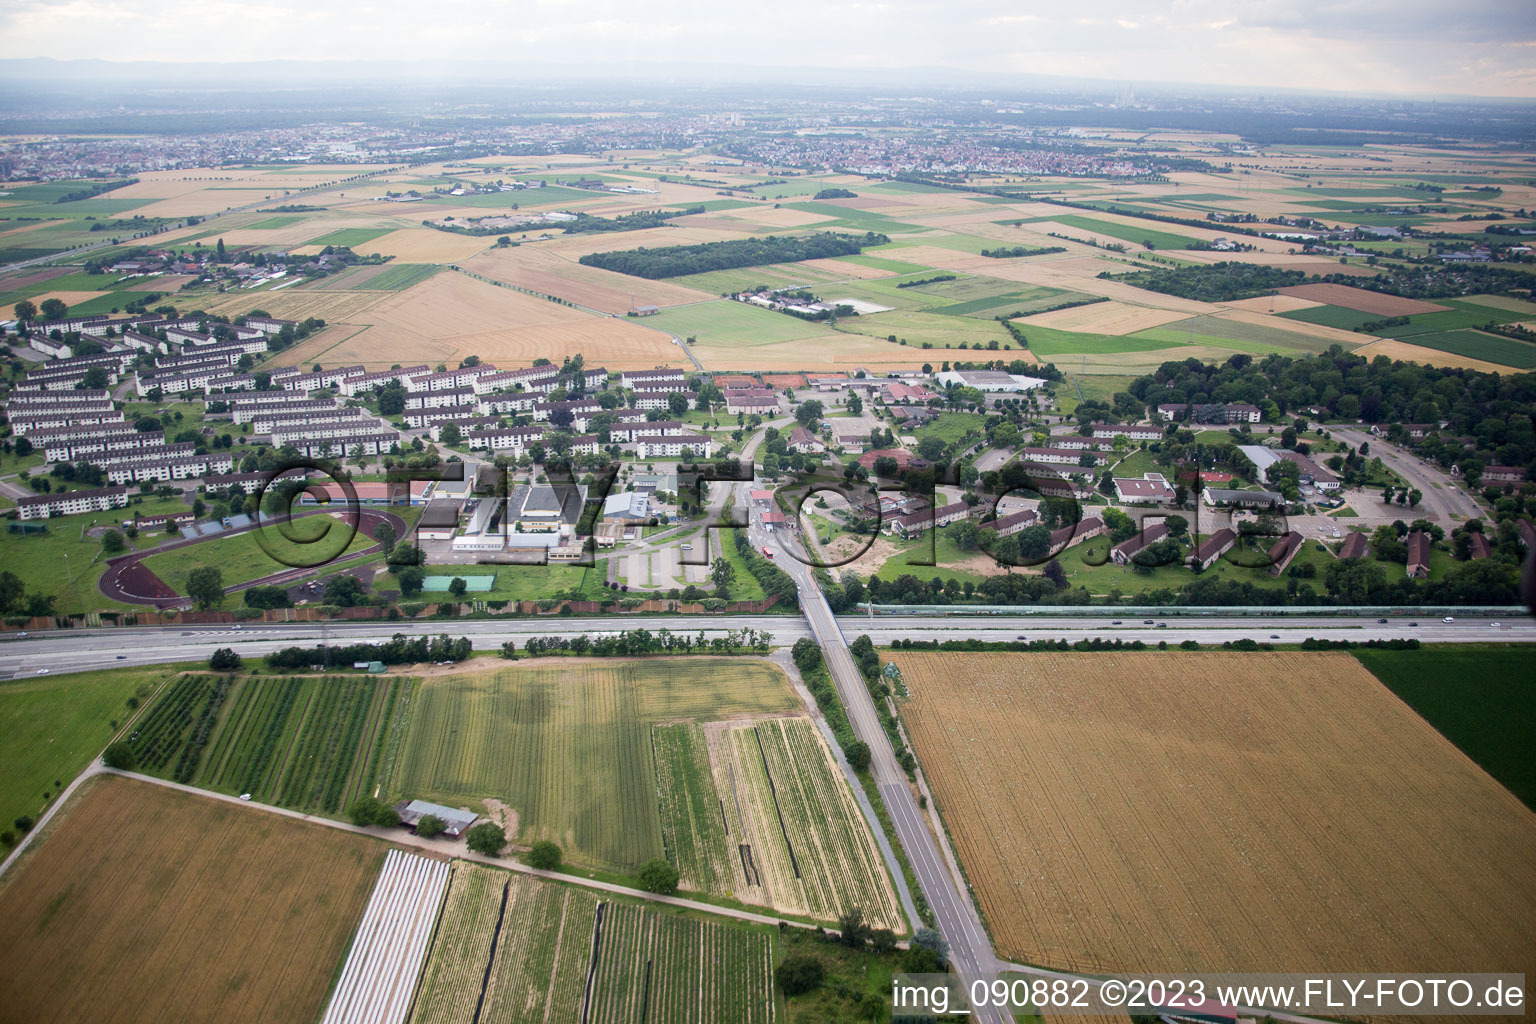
[{"xmin": 2, "ymin": 613, "xmax": 1528, "ymax": 677}]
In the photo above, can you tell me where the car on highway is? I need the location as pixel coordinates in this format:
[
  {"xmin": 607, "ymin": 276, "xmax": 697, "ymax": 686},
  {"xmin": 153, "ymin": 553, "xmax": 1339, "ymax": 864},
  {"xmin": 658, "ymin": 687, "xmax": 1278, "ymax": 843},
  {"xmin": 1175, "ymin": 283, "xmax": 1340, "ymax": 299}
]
[
  {"xmin": 1111, "ymin": 620, "xmax": 1122, "ymax": 625},
  {"xmin": 1443, "ymin": 616, "xmax": 1455, "ymax": 623},
  {"xmin": 116, "ymin": 655, "xmax": 126, "ymax": 660},
  {"xmin": 1377, "ymin": 618, "xmax": 1388, "ymax": 624},
  {"xmin": 1270, "ymin": 634, "xmax": 1280, "ymax": 639},
  {"xmin": 1155, "ymin": 622, "xmax": 1167, "ymax": 629},
  {"xmin": 16, "ymin": 631, "xmax": 27, "ymax": 638},
  {"xmin": 1142, "ymin": 619, "xmax": 1155, "ymax": 624},
  {"xmin": 1016, "ymin": 635, "xmax": 1027, "ymax": 640},
  {"xmin": 1409, "ymin": 621, "xmax": 1419, "ymax": 627},
  {"xmin": 36, "ymin": 668, "xmax": 49, "ymax": 674}
]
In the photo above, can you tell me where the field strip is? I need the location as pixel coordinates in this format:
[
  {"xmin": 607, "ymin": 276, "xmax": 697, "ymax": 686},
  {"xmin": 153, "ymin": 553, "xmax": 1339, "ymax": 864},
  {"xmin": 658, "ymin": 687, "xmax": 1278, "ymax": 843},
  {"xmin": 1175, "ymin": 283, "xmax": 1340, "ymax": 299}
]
[{"xmin": 321, "ymin": 848, "xmax": 451, "ymax": 1024}]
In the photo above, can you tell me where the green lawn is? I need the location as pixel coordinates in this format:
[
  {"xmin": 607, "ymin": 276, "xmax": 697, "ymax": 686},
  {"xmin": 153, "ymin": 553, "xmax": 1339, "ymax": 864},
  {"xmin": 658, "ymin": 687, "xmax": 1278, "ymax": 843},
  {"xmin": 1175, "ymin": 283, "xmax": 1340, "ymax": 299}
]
[
  {"xmin": 0, "ymin": 666, "xmax": 174, "ymax": 845},
  {"xmin": 913, "ymin": 411, "xmax": 988, "ymax": 450},
  {"xmin": 141, "ymin": 518, "xmax": 376, "ymax": 603},
  {"xmin": 394, "ymin": 560, "xmax": 610, "ymax": 603},
  {"xmin": 1354, "ymin": 648, "xmax": 1536, "ymax": 809},
  {"xmin": 3, "ymin": 495, "xmax": 194, "ymax": 614},
  {"xmin": 639, "ymin": 300, "xmax": 837, "ymax": 346}
]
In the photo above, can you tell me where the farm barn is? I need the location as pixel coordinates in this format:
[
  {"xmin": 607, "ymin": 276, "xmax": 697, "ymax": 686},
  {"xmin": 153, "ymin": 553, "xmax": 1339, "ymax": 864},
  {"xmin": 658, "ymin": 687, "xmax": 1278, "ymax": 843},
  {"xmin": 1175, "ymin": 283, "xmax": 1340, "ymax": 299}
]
[{"xmin": 396, "ymin": 799, "xmax": 479, "ymax": 837}]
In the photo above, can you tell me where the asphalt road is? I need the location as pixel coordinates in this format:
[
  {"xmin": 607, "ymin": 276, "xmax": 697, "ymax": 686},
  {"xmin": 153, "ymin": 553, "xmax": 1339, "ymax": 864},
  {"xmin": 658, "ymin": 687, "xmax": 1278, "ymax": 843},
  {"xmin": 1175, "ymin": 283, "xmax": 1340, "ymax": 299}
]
[
  {"xmin": 1330, "ymin": 427, "xmax": 1483, "ymax": 523},
  {"xmin": 749, "ymin": 513, "xmax": 1009, "ymax": 1023},
  {"xmin": 4, "ymin": 613, "xmax": 1528, "ymax": 676}
]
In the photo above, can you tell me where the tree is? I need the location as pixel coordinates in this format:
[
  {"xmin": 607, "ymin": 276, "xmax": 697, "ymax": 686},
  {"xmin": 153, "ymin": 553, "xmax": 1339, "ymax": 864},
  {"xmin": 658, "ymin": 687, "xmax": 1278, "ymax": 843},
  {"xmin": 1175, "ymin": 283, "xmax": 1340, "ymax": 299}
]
[
  {"xmin": 912, "ymin": 926, "xmax": 949, "ymax": 967},
  {"xmin": 101, "ymin": 741, "xmax": 136, "ymax": 770},
  {"xmin": 438, "ymin": 421, "xmax": 462, "ymax": 447},
  {"xmin": 346, "ymin": 796, "xmax": 399, "ymax": 827},
  {"xmin": 244, "ymin": 585, "xmax": 293, "ymax": 609},
  {"xmin": 13, "ymin": 437, "xmax": 32, "ymax": 458},
  {"xmin": 528, "ymin": 840, "xmax": 562, "ymax": 870},
  {"xmin": 710, "ymin": 557, "xmax": 736, "ymax": 596},
  {"xmin": 0, "ymin": 571, "xmax": 24, "ymax": 614},
  {"xmin": 774, "ymin": 954, "xmax": 824, "ymax": 996},
  {"xmin": 81, "ymin": 366, "xmax": 109, "ymax": 390},
  {"xmin": 323, "ymin": 573, "xmax": 367, "ymax": 607},
  {"xmin": 186, "ymin": 566, "xmax": 225, "ymax": 609},
  {"xmin": 100, "ymin": 529, "xmax": 126, "ymax": 554},
  {"xmin": 395, "ymin": 565, "xmax": 425, "ymax": 596},
  {"xmin": 846, "ymin": 392, "xmax": 863, "ymax": 416},
  {"xmin": 637, "ymin": 856, "xmax": 679, "ymax": 894},
  {"xmin": 208, "ymin": 648, "xmax": 242, "ymax": 671},
  {"xmin": 12, "ymin": 299, "xmax": 36, "ymax": 322},
  {"xmin": 415, "ymin": 814, "xmax": 448, "ymax": 839},
  {"xmin": 844, "ymin": 740, "xmax": 872, "ymax": 772},
  {"xmin": 377, "ymin": 382, "xmax": 407, "ymax": 416},
  {"xmin": 795, "ymin": 399, "xmax": 825, "ymax": 428},
  {"xmin": 373, "ymin": 521, "xmax": 396, "ymax": 559},
  {"xmin": 39, "ymin": 297, "xmax": 68, "ymax": 321},
  {"xmin": 837, "ymin": 907, "xmax": 870, "ymax": 947},
  {"xmin": 465, "ymin": 821, "xmax": 506, "ymax": 856},
  {"xmin": 448, "ymin": 577, "xmax": 468, "ymax": 598}
]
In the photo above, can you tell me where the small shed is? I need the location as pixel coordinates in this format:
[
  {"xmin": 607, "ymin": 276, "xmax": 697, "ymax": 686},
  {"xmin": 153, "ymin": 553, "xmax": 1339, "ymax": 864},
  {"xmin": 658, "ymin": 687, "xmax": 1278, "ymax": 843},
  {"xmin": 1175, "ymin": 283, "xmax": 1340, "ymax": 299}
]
[{"xmin": 396, "ymin": 799, "xmax": 479, "ymax": 837}]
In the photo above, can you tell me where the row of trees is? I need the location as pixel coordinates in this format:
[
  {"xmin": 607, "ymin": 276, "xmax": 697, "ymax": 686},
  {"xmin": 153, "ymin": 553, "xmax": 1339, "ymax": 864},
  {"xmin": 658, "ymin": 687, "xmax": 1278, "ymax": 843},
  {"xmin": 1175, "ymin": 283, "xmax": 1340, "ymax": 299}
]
[
  {"xmin": 579, "ymin": 231, "xmax": 886, "ymax": 279},
  {"xmin": 264, "ymin": 634, "xmax": 473, "ymax": 669},
  {"xmin": 506, "ymin": 627, "xmax": 774, "ymax": 657}
]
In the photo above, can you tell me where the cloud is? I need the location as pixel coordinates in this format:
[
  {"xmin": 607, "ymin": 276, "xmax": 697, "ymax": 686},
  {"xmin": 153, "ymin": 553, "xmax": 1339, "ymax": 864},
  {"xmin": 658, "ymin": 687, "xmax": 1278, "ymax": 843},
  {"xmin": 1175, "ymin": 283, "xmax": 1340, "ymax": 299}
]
[{"xmin": 0, "ymin": 0, "xmax": 1530, "ymax": 97}]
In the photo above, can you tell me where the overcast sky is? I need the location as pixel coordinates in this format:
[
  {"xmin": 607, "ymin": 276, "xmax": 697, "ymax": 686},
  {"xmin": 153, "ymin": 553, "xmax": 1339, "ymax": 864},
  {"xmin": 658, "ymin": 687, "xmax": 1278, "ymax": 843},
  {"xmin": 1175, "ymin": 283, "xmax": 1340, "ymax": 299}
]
[{"xmin": 4, "ymin": 0, "xmax": 1533, "ymax": 98}]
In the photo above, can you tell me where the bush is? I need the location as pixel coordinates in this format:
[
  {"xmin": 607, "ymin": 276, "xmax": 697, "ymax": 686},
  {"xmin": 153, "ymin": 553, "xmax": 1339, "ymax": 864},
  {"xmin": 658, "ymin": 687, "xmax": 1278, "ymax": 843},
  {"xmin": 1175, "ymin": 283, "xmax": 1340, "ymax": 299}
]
[
  {"xmin": 465, "ymin": 821, "xmax": 506, "ymax": 856},
  {"xmin": 637, "ymin": 856, "xmax": 679, "ymax": 894},
  {"xmin": 208, "ymin": 648, "xmax": 242, "ymax": 671},
  {"xmin": 774, "ymin": 954, "xmax": 825, "ymax": 996},
  {"xmin": 415, "ymin": 814, "xmax": 447, "ymax": 839},
  {"xmin": 528, "ymin": 840, "xmax": 562, "ymax": 870},
  {"xmin": 101, "ymin": 741, "xmax": 136, "ymax": 770}
]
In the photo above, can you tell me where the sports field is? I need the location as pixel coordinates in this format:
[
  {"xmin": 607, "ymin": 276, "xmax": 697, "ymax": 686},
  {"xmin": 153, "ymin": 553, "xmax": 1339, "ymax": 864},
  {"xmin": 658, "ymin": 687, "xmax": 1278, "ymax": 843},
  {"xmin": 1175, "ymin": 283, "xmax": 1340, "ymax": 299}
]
[
  {"xmin": 140, "ymin": 516, "xmax": 377, "ymax": 600},
  {"xmin": 894, "ymin": 650, "xmax": 1536, "ymax": 978},
  {"xmin": 0, "ymin": 666, "xmax": 167, "ymax": 842},
  {"xmin": 388, "ymin": 659, "xmax": 800, "ymax": 871},
  {"xmin": 0, "ymin": 775, "xmax": 382, "ymax": 1024}
]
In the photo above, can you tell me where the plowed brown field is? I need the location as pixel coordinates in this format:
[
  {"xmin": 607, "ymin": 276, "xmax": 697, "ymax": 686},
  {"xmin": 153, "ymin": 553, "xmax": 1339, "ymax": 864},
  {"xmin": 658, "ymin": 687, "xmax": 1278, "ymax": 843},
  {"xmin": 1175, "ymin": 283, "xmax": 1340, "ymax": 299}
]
[
  {"xmin": 895, "ymin": 651, "xmax": 1536, "ymax": 981},
  {"xmin": 0, "ymin": 775, "xmax": 383, "ymax": 1024}
]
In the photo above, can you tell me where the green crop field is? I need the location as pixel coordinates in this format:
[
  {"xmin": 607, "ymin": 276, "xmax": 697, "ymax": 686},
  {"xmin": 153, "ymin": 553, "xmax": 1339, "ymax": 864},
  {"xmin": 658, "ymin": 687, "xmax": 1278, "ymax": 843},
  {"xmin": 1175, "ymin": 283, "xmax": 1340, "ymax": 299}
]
[
  {"xmin": 836, "ymin": 307, "xmax": 1014, "ymax": 350},
  {"xmin": 0, "ymin": 666, "xmax": 170, "ymax": 843},
  {"xmin": 654, "ymin": 722, "xmax": 733, "ymax": 893},
  {"xmin": 126, "ymin": 673, "xmax": 413, "ymax": 814},
  {"xmin": 1045, "ymin": 213, "xmax": 1205, "ymax": 251},
  {"xmin": 783, "ymin": 202, "xmax": 923, "ymax": 235},
  {"xmin": 1370, "ymin": 299, "xmax": 1528, "ymax": 339},
  {"xmin": 719, "ymin": 718, "xmax": 904, "ymax": 931},
  {"xmin": 389, "ymin": 660, "xmax": 799, "ymax": 872},
  {"xmin": 638, "ymin": 300, "xmax": 837, "ymax": 346},
  {"xmin": 353, "ymin": 262, "xmax": 444, "ymax": 290},
  {"xmin": 245, "ymin": 214, "xmax": 308, "ymax": 229},
  {"xmin": 307, "ymin": 227, "xmax": 391, "ymax": 248},
  {"xmin": 835, "ymin": 253, "xmax": 934, "ymax": 275},
  {"xmin": 1019, "ymin": 325, "xmax": 1178, "ymax": 358},
  {"xmin": 1394, "ymin": 330, "xmax": 1536, "ymax": 369},
  {"xmin": 666, "ymin": 265, "xmax": 825, "ymax": 294},
  {"xmin": 1279, "ymin": 304, "xmax": 1382, "ymax": 331},
  {"xmin": 409, "ymin": 863, "xmax": 775, "ymax": 1024},
  {"xmin": 1132, "ymin": 313, "xmax": 1343, "ymax": 355},
  {"xmin": 141, "ymin": 518, "xmax": 377, "ymax": 601},
  {"xmin": 1354, "ymin": 648, "xmax": 1536, "ymax": 808}
]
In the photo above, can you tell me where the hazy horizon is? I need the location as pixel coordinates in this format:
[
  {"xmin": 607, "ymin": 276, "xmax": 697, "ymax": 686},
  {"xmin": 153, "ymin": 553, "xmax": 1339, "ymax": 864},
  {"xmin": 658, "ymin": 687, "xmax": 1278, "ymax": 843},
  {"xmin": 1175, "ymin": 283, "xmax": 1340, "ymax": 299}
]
[{"xmin": 1, "ymin": 0, "xmax": 1532, "ymax": 100}]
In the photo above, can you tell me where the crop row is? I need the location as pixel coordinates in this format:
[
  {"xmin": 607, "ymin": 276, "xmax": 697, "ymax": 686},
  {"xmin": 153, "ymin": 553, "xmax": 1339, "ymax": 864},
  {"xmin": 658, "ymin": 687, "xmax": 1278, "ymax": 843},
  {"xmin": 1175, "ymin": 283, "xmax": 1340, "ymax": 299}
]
[
  {"xmin": 406, "ymin": 863, "xmax": 507, "ymax": 1024},
  {"xmin": 652, "ymin": 723, "xmax": 733, "ymax": 895},
  {"xmin": 126, "ymin": 674, "xmax": 232, "ymax": 775},
  {"xmin": 763, "ymin": 718, "xmax": 903, "ymax": 931},
  {"xmin": 481, "ymin": 876, "xmax": 593, "ymax": 1023}
]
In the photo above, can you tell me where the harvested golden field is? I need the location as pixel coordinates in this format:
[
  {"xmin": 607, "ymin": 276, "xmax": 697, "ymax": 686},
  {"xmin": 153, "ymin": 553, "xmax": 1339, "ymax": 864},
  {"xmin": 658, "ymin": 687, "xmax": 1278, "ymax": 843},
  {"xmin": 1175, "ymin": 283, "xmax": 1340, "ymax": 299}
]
[
  {"xmin": 0, "ymin": 775, "xmax": 383, "ymax": 1024},
  {"xmin": 209, "ymin": 287, "xmax": 388, "ymax": 323},
  {"xmin": 727, "ymin": 206, "xmax": 841, "ymax": 228},
  {"xmin": 1014, "ymin": 300, "xmax": 1190, "ymax": 335},
  {"xmin": 364, "ymin": 228, "xmax": 494, "ymax": 262},
  {"xmin": 462, "ymin": 246, "xmax": 712, "ymax": 312},
  {"xmin": 1278, "ymin": 283, "xmax": 1451, "ymax": 315},
  {"xmin": 26, "ymin": 289, "xmax": 108, "ymax": 309},
  {"xmin": 1221, "ymin": 293, "xmax": 1322, "ymax": 314},
  {"xmin": 538, "ymin": 223, "xmax": 754, "ymax": 258},
  {"xmin": 1351, "ymin": 338, "xmax": 1513, "ymax": 374},
  {"xmin": 895, "ymin": 651, "xmax": 1536, "ymax": 979}
]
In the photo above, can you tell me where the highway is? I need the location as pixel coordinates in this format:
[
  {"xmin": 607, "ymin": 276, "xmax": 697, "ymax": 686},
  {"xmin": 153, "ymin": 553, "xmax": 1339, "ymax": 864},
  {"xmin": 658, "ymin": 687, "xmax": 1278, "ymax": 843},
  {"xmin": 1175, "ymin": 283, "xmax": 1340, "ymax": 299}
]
[{"xmin": 2, "ymin": 614, "xmax": 1528, "ymax": 677}]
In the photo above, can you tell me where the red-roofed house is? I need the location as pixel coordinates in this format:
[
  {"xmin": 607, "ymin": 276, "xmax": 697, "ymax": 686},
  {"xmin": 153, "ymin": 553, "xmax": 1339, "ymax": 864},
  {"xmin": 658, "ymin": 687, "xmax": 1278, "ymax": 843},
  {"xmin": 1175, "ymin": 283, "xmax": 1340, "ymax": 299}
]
[{"xmin": 1405, "ymin": 531, "xmax": 1430, "ymax": 578}]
